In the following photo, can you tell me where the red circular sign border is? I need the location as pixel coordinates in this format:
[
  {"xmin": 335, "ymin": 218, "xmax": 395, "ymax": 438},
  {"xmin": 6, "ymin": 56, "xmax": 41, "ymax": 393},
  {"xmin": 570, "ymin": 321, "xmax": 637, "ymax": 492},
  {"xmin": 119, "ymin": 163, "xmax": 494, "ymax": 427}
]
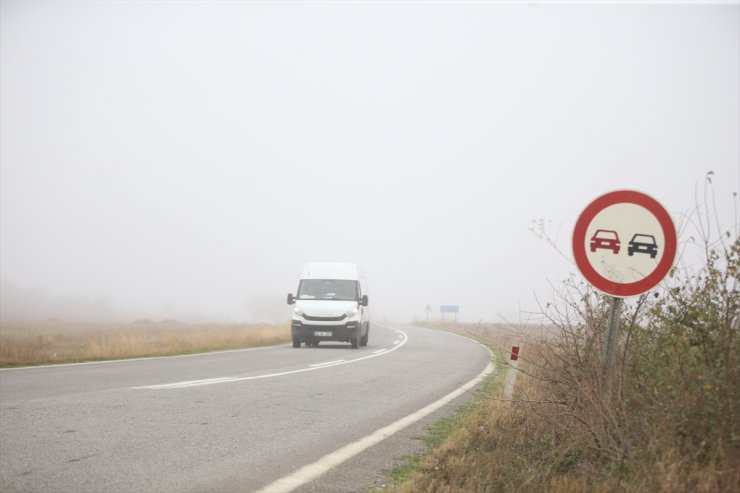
[{"xmin": 572, "ymin": 190, "xmax": 677, "ymax": 298}]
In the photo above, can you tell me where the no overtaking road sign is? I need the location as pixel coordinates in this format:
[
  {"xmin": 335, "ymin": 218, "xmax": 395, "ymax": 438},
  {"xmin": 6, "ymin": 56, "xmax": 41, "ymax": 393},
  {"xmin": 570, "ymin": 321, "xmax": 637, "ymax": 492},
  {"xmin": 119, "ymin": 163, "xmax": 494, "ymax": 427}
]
[{"xmin": 572, "ymin": 190, "xmax": 677, "ymax": 298}]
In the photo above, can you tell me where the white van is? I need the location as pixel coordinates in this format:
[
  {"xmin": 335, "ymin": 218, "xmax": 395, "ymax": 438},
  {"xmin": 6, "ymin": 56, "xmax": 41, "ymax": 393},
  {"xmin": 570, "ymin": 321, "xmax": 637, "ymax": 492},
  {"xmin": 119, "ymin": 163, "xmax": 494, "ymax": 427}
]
[{"xmin": 287, "ymin": 263, "xmax": 369, "ymax": 348}]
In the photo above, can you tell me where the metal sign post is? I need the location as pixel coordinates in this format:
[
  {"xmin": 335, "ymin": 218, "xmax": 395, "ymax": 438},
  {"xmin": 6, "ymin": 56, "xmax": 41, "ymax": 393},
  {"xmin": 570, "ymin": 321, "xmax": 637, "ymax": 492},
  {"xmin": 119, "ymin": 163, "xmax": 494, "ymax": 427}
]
[{"xmin": 603, "ymin": 297, "xmax": 623, "ymax": 375}]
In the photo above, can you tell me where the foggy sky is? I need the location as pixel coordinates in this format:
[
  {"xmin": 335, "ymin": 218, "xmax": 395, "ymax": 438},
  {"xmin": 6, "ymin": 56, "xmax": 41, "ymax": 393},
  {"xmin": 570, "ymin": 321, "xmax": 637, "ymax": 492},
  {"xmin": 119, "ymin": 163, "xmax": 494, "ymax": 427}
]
[{"xmin": 1, "ymin": 1, "xmax": 739, "ymax": 323}]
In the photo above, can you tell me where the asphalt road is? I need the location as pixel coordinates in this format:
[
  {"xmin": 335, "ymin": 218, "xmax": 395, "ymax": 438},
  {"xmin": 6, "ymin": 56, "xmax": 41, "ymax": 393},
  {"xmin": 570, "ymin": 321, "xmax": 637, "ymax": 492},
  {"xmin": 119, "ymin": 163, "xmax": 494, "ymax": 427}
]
[{"xmin": 0, "ymin": 323, "xmax": 492, "ymax": 493}]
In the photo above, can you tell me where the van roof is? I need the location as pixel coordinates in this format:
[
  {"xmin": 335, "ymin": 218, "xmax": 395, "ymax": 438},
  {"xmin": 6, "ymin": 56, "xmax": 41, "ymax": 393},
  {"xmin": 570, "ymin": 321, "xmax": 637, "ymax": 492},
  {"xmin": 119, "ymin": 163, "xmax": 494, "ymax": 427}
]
[{"xmin": 301, "ymin": 262, "xmax": 361, "ymax": 280}]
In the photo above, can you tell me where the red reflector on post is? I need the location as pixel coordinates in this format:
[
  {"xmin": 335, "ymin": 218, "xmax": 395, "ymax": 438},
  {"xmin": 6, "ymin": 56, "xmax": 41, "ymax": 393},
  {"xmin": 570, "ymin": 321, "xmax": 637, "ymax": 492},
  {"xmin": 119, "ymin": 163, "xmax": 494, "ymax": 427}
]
[{"xmin": 511, "ymin": 346, "xmax": 520, "ymax": 361}]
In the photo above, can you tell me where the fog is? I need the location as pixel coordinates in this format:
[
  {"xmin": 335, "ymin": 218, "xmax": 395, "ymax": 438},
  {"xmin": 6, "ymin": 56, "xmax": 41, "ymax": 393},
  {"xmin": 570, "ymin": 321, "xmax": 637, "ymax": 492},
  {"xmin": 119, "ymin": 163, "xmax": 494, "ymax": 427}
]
[{"xmin": 1, "ymin": 2, "xmax": 738, "ymax": 324}]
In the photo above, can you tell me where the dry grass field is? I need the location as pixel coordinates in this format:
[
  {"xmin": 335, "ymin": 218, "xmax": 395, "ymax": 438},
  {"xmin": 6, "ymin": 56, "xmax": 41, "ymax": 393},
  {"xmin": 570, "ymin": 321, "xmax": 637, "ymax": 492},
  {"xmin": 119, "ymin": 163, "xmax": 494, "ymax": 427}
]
[
  {"xmin": 420, "ymin": 321, "xmax": 554, "ymax": 356},
  {"xmin": 0, "ymin": 319, "xmax": 290, "ymax": 367}
]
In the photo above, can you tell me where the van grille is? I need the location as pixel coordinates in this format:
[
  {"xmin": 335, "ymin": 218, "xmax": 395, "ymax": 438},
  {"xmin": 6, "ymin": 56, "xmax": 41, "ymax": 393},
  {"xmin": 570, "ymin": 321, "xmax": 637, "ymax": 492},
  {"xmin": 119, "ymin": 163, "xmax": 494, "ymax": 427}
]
[{"xmin": 303, "ymin": 314, "xmax": 346, "ymax": 322}]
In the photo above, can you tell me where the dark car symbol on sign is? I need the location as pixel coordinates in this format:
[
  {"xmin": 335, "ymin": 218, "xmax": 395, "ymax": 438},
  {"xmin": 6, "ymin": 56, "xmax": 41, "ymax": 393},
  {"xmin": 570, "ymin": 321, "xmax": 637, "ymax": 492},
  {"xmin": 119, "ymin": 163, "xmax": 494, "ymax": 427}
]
[
  {"xmin": 628, "ymin": 234, "xmax": 658, "ymax": 259},
  {"xmin": 590, "ymin": 229, "xmax": 621, "ymax": 254}
]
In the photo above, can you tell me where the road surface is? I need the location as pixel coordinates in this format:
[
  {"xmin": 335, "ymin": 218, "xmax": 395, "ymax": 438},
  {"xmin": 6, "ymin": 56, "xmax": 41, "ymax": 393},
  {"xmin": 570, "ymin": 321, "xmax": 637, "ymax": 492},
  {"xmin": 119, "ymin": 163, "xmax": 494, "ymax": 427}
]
[{"xmin": 0, "ymin": 323, "xmax": 492, "ymax": 492}]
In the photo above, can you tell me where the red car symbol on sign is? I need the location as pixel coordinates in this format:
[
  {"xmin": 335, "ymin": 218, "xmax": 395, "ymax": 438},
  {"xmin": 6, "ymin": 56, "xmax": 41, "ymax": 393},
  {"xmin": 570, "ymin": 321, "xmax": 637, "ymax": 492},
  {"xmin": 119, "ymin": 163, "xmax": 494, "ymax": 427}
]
[{"xmin": 590, "ymin": 229, "xmax": 620, "ymax": 254}]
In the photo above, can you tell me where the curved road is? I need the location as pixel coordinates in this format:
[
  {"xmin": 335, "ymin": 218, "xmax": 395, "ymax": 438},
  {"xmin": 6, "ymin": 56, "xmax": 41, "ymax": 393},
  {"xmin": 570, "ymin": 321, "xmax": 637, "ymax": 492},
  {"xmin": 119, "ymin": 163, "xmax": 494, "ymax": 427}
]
[{"xmin": 0, "ymin": 323, "xmax": 492, "ymax": 492}]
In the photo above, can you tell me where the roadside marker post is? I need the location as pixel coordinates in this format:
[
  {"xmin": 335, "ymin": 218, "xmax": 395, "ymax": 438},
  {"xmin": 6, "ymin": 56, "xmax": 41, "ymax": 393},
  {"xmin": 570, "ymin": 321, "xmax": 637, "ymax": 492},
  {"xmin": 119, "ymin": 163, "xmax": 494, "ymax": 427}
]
[
  {"xmin": 503, "ymin": 341, "xmax": 523, "ymax": 401},
  {"xmin": 573, "ymin": 190, "xmax": 677, "ymax": 375},
  {"xmin": 510, "ymin": 346, "xmax": 520, "ymax": 361}
]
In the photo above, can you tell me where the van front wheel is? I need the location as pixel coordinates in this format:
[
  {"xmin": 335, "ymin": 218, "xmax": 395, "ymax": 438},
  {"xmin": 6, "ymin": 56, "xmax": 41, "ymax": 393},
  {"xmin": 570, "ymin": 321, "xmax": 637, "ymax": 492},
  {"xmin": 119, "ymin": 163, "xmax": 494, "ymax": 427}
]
[{"xmin": 292, "ymin": 338, "xmax": 301, "ymax": 348}]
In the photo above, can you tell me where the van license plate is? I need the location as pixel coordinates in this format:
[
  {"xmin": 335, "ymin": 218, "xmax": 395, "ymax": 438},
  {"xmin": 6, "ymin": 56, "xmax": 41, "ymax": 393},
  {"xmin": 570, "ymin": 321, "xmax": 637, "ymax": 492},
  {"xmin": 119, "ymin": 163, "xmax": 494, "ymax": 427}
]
[{"xmin": 314, "ymin": 331, "xmax": 331, "ymax": 337}]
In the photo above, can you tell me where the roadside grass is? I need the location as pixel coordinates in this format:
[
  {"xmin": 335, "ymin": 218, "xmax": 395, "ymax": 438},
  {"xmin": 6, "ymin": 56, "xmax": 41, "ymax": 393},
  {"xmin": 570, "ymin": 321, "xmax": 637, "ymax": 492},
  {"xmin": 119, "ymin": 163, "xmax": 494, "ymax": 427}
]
[
  {"xmin": 0, "ymin": 320, "xmax": 290, "ymax": 367},
  {"xmin": 382, "ymin": 236, "xmax": 739, "ymax": 492},
  {"xmin": 385, "ymin": 342, "xmax": 596, "ymax": 493},
  {"xmin": 383, "ymin": 334, "xmax": 732, "ymax": 493},
  {"xmin": 382, "ymin": 345, "xmax": 508, "ymax": 488}
]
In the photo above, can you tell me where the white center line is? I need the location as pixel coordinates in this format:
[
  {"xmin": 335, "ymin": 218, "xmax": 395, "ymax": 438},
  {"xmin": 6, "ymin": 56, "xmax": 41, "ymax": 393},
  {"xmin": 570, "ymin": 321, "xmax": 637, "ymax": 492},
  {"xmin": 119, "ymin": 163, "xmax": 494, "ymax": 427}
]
[
  {"xmin": 309, "ymin": 360, "xmax": 346, "ymax": 368},
  {"xmin": 133, "ymin": 326, "xmax": 407, "ymax": 390}
]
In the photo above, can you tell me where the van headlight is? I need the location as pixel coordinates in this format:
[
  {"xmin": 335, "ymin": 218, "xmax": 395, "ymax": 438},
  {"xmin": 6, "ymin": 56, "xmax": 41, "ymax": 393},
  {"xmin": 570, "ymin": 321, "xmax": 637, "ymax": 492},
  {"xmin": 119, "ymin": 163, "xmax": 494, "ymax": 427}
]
[
  {"xmin": 294, "ymin": 307, "xmax": 305, "ymax": 316},
  {"xmin": 345, "ymin": 307, "xmax": 359, "ymax": 317}
]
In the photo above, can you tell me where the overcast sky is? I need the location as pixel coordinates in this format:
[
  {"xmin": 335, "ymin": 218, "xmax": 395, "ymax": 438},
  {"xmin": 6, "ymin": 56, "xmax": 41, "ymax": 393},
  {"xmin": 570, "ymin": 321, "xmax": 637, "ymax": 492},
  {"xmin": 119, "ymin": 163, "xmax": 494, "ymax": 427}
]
[{"xmin": 1, "ymin": 1, "xmax": 738, "ymax": 323}]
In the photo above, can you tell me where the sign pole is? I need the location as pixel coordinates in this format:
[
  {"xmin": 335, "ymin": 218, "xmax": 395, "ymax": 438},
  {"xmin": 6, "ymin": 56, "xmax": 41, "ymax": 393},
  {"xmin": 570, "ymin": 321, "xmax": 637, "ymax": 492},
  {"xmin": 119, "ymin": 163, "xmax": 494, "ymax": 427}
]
[{"xmin": 603, "ymin": 296, "xmax": 623, "ymax": 375}]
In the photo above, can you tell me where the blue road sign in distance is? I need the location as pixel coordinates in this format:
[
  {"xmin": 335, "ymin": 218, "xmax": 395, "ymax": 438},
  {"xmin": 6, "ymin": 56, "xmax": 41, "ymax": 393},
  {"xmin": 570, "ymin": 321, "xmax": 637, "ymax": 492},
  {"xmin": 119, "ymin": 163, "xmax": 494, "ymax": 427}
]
[{"xmin": 440, "ymin": 305, "xmax": 459, "ymax": 313}]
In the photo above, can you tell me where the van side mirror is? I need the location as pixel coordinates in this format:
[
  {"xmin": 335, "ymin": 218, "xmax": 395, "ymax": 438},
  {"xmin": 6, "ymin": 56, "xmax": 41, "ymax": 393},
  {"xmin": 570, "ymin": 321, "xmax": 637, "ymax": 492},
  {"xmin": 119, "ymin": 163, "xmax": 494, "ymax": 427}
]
[
  {"xmin": 360, "ymin": 295, "xmax": 368, "ymax": 306},
  {"xmin": 287, "ymin": 293, "xmax": 294, "ymax": 305}
]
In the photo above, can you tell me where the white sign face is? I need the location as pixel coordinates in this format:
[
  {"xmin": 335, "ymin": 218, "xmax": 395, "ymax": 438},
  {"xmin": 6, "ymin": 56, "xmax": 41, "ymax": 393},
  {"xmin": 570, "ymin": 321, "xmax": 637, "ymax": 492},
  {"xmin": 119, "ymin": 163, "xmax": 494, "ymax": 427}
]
[
  {"xmin": 573, "ymin": 190, "xmax": 677, "ymax": 298},
  {"xmin": 584, "ymin": 203, "xmax": 665, "ymax": 284}
]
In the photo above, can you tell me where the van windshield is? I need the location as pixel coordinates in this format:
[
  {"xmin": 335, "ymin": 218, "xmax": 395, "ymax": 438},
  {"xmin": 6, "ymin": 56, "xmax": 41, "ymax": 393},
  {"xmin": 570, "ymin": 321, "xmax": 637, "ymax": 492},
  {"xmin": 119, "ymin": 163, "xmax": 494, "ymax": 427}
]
[{"xmin": 297, "ymin": 280, "xmax": 358, "ymax": 301}]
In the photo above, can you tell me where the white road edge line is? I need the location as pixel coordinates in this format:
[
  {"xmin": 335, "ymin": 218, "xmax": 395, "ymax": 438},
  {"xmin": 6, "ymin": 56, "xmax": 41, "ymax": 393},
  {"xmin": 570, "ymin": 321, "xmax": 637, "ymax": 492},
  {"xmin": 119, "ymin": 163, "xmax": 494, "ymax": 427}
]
[
  {"xmin": 132, "ymin": 325, "xmax": 407, "ymax": 390},
  {"xmin": 256, "ymin": 354, "xmax": 495, "ymax": 493}
]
